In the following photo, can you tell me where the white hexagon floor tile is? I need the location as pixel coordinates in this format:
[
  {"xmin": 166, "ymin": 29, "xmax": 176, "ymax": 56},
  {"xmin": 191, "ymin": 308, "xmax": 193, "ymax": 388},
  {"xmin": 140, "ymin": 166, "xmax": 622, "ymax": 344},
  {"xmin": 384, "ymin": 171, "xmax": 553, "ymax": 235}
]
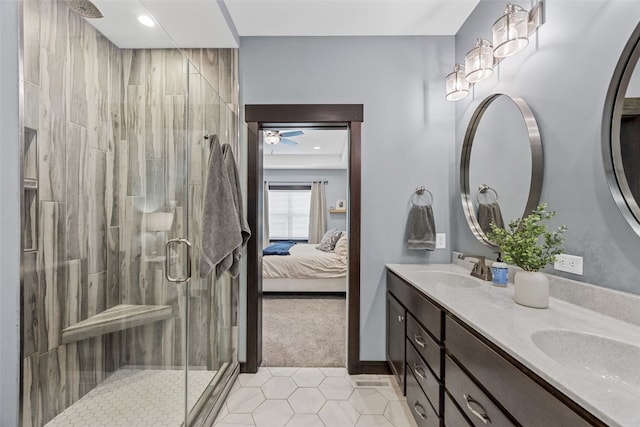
[
  {"xmin": 291, "ymin": 368, "xmax": 325, "ymax": 387},
  {"xmin": 319, "ymin": 376, "xmax": 355, "ymax": 400},
  {"xmin": 356, "ymin": 414, "xmax": 395, "ymax": 426},
  {"xmin": 261, "ymin": 376, "xmax": 298, "ymax": 399},
  {"xmin": 238, "ymin": 368, "xmax": 273, "ymax": 387},
  {"xmin": 252, "ymin": 400, "xmax": 294, "ymax": 427},
  {"xmin": 225, "ymin": 386, "xmax": 266, "ymax": 413},
  {"xmin": 284, "ymin": 413, "xmax": 325, "ymax": 427},
  {"xmin": 318, "ymin": 400, "xmax": 360, "ymax": 427},
  {"xmin": 288, "ymin": 387, "xmax": 327, "ymax": 413},
  {"xmin": 349, "ymin": 388, "xmax": 388, "ymax": 415}
]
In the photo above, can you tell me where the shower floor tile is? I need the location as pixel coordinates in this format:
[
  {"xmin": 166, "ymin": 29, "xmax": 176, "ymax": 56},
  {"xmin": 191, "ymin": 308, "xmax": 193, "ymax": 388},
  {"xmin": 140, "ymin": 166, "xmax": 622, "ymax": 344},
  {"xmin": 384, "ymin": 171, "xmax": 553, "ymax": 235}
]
[{"xmin": 46, "ymin": 368, "xmax": 216, "ymax": 427}]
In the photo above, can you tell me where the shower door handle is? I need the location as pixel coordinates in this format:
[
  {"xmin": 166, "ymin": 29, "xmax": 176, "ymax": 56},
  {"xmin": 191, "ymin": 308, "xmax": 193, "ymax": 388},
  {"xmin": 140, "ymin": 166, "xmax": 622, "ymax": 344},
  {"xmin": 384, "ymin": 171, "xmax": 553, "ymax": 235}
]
[{"xmin": 165, "ymin": 238, "xmax": 193, "ymax": 283}]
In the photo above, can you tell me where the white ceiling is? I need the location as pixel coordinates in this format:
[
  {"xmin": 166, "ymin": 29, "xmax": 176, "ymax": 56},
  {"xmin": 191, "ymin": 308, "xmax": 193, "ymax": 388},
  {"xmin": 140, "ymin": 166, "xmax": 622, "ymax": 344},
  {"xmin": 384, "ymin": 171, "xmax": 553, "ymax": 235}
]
[
  {"xmin": 263, "ymin": 129, "xmax": 349, "ymax": 170},
  {"xmin": 85, "ymin": 0, "xmax": 480, "ymax": 48}
]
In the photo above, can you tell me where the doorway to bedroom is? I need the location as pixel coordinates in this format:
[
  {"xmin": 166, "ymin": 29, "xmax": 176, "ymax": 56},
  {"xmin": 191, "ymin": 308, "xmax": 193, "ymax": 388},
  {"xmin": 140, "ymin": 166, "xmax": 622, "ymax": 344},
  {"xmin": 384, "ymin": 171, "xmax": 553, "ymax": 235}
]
[{"xmin": 261, "ymin": 128, "xmax": 349, "ymax": 367}]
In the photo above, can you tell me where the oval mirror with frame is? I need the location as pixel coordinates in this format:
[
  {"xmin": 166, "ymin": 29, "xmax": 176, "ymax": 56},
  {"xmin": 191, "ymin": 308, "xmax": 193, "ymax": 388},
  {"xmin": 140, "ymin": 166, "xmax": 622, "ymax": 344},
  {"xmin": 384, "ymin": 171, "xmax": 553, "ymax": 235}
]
[
  {"xmin": 461, "ymin": 93, "xmax": 543, "ymax": 247},
  {"xmin": 603, "ymin": 22, "xmax": 640, "ymax": 236}
]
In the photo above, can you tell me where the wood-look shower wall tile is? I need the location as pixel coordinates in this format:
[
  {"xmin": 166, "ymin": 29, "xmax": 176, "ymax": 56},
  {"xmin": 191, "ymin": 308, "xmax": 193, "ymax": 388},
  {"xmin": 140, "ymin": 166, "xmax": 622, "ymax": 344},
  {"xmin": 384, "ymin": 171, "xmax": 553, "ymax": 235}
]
[
  {"xmin": 231, "ymin": 49, "xmax": 239, "ymax": 111},
  {"xmin": 165, "ymin": 95, "xmax": 186, "ymax": 207},
  {"xmin": 103, "ymin": 332, "xmax": 122, "ymax": 375},
  {"xmin": 88, "ymin": 149, "xmax": 107, "ymax": 273},
  {"xmin": 24, "ymin": 81, "xmax": 40, "ymax": 130},
  {"xmin": 125, "ymin": 49, "xmax": 148, "ymax": 86},
  {"xmin": 39, "ymin": 0, "xmax": 67, "ymax": 59},
  {"xmin": 65, "ymin": 342, "xmax": 80, "ymax": 406},
  {"xmin": 65, "ymin": 259, "xmax": 83, "ymax": 328},
  {"xmin": 188, "ymin": 75, "xmax": 204, "ymax": 185},
  {"xmin": 126, "ymin": 85, "xmax": 146, "ymax": 197},
  {"xmin": 39, "ymin": 346, "xmax": 67, "ymax": 424},
  {"xmin": 126, "ymin": 323, "xmax": 164, "ymax": 367},
  {"xmin": 23, "ymin": 252, "xmax": 40, "ymax": 357},
  {"xmin": 66, "ymin": 10, "xmax": 88, "ymax": 128},
  {"xmin": 38, "ymin": 202, "xmax": 66, "ymax": 352},
  {"xmin": 76, "ymin": 337, "xmax": 103, "ymax": 398},
  {"xmin": 145, "ymin": 159, "xmax": 165, "ymax": 213},
  {"xmin": 106, "ymin": 112, "xmax": 121, "ymax": 227},
  {"xmin": 164, "ymin": 49, "xmax": 186, "ymax": 96},
  {"xmin": 23, "ymin": 0, "xmax": 40, "ymax": 85},
  {"xmin": 107, "ymin": 227, "xmax": 120, "ymax": 309},
  {"xmin": 109, "ymin": 43, "xmax": 123, "ymax": 116},
  {"xmin": 145, "ymin": 50, "xmax": 165, "ymax": 160},
  {"xmin": 200, "ymin": 49, "xmax": 219, "ymax": 95},
  {"xmin": 22, "ymin": 353, "xmax": 42, "ymax": 427},
  {"xmin": 218, "ymin": 49, "xmax": 232, "ymax": 104},
  {"xmin": 189, "ymin": 184, "xmax": 204, "ymax": 291},
  {"xmin": 202, "ymin": 84, "xmax": 220, "ymax": 140},
  {"xmin": 87, "ymin": 272, "xmax": 106, "ymax": 318},
  {"xmin": 91, "ymin": 32, "xmax": 111, "ymax": 153},
  {"xmin": 188, "ymin": 290, "xmax": 211, "ymax": 368},
  {"xmin": 161, "ymin": 318, "xmax": 176, "ymax": 367},
  {"xmin": 39, "ymin": 49, "xmax": 67, "ymax": 202},
  {"xmin": 65, "ymin": 123, "xmax": 88, "ymax": 261},
  {"xmin": 121, "ymin": 197, "xmax": 144, "ymax": 305},
  {"xmin": 184, "ymin": 49, "xmax": 202, "ymax": 73}
]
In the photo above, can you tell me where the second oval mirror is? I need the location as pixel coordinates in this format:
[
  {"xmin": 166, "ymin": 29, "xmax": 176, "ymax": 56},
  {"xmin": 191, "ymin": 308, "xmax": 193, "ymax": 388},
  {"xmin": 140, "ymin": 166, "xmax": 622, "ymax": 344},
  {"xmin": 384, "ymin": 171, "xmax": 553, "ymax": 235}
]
[{"xmin": 461, "ymin": 93, "xmax": 543, "ymax": 246}]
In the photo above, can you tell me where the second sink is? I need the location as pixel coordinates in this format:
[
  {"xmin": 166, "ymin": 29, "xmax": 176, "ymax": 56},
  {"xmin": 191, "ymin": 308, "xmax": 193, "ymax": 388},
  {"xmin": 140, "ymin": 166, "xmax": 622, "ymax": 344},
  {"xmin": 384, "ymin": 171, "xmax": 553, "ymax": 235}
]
[{"xmin": 411, "ymin": 270, "xmax": 481, "ymax": 288}]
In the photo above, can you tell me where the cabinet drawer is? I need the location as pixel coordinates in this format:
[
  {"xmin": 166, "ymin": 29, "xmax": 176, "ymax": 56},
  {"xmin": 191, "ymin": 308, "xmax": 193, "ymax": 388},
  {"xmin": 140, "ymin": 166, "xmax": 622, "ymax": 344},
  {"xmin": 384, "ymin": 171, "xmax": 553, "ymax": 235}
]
[
  {"xmin": 407, "ymin": 314, "xmax": 441, "ymax": 379},
  {"xmin": 446, "ymin": 316, "xmax": 593, "ymax": 426},
  {"xmin": 406, "ymin": 369, "xmax": 440, "ymax": 427},
  {"xmin": 406, "ymin": 340, "xmax": 441, "ymax": 415},
  {"xmin": 445, "ymin": 356, "xmax": 514, "ymax": 427},
  {"xmin": 444, "ymin": 391, "xmax": 472, "ymax": 427},
  {"xmin": 387, "ymin": 271, "xmax": 442, "ymax": 341}
]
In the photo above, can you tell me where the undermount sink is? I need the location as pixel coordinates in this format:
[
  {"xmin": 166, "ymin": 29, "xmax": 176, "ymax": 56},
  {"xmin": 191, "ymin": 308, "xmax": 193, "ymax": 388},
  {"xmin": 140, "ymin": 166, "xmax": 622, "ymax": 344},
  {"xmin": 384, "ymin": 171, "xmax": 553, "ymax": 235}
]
[
  {"xmin": 532, "ymin": 329, "xmax": 640, "ymax": 389},
  {"xmin": 411, "ymin": 270, "xmax": 481, "ymax": 288}
]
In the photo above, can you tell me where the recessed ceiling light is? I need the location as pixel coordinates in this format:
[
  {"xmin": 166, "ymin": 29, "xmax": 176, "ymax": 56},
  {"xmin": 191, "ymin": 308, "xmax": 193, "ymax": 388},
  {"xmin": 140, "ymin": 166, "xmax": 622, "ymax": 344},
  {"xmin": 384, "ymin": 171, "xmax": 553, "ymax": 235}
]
[
  {"xmin": 137, "ymin": 15, "xmax": 156, "ymax": 27},
  {"xmin": 314, "ymin": 146, "xmax": 321, "ymax": 150}
]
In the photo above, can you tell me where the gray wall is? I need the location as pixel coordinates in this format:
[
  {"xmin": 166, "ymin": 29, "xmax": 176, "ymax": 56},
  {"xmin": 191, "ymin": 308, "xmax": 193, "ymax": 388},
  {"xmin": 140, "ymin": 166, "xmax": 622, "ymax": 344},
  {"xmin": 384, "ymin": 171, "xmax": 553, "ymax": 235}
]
[
  {"xmin": 454, "ymin": 1, "xmax": 640, "ymax": 294},
  {"xmin": 240, "ymin": 36, "xmax": 455, "ymax": 360},
  {"xmin": 264, "ymin": 168, "xmax": 349, "ymax": 232},
  {"xmin": 0, "ymin": 1, "xmax": 21, "ymax": 425}
]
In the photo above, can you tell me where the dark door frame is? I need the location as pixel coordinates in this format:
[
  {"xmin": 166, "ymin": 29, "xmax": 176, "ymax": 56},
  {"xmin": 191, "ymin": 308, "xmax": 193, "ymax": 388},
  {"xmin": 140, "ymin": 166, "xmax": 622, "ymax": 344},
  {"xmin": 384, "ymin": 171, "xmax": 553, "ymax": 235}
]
[{"xmin": 243, "ymin": 104, "xmax": 388, "ymax": 374}]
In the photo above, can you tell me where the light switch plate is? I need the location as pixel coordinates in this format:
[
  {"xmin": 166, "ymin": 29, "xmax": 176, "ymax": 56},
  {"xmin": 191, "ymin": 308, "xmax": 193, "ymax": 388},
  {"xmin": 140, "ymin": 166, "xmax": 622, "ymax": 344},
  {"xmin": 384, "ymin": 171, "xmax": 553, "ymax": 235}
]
[
  {"xmin": 554, "ymin": 254, "xmax": 583, "ymax": 275},
  {"xmin": 436, "ymin": 233, "xmax": 446, "ymax": 249}
]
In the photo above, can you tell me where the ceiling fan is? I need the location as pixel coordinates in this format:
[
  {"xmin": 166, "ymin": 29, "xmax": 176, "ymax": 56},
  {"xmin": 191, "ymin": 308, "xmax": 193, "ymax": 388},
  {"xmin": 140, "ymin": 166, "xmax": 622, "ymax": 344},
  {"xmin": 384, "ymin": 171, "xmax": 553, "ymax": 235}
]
[{"xmin": 263, "ymin": 130, "xmax": 304, "ymax": 145}]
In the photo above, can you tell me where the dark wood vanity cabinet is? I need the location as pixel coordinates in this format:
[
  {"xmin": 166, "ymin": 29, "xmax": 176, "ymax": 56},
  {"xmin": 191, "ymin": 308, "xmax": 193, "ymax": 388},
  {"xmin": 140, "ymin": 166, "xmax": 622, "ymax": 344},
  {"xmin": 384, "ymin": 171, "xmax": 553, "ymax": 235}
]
[
  {"xmin": 386, "ymin": 269, "xmax": 605, "ymax": 427},
  {"xmin": 387, "ymin": 271, "xmax": 444, "ymax": 426},
  {"xmin": 386, "ymin": 292, "xmax": 405, "ymax": 392}
]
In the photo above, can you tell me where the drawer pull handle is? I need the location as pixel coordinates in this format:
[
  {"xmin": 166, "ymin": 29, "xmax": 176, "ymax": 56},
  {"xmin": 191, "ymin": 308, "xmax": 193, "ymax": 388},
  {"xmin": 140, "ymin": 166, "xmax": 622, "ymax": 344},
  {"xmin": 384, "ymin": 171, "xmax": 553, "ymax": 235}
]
[
  {"xmin": 413, "ymin": 363, "xmax": 426, "ymax": 380},
  {"xmin": 398, "ymin": 315, "xmax": 405, "ymax": 322},
  {"xmin": 413, "ymin": 401, "xmax": 427, "ymax": 420},
  {"xmin": 414, "ymin": 334, "xmax": 426, "ymax": 348},
  {"xmin": 464, "ymin": 394, "xmax": 491, "ymax": 424}
]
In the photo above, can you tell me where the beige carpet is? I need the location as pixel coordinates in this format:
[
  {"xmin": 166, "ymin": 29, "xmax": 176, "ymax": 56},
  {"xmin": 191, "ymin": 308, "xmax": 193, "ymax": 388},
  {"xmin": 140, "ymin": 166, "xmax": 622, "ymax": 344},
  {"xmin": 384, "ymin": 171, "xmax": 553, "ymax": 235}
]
[{"xmin": 262, "ymin": 296, "xmax": 346, "ymax": 367}]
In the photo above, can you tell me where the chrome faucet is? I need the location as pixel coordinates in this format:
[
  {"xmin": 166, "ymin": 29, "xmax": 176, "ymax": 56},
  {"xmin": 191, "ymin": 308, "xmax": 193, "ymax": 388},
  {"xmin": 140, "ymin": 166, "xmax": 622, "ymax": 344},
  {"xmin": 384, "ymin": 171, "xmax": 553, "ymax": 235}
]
[{"xmin": 458, "ymin": 254, "xmax": 492, "ymax": 281}]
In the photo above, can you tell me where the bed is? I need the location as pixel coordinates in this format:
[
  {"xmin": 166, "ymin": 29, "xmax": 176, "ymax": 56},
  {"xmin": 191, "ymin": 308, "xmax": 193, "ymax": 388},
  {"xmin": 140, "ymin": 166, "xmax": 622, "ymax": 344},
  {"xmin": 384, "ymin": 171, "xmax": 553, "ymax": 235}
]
[{"xmin": 262, "ymin": 241, "xmax": 347, "ymax": 293}]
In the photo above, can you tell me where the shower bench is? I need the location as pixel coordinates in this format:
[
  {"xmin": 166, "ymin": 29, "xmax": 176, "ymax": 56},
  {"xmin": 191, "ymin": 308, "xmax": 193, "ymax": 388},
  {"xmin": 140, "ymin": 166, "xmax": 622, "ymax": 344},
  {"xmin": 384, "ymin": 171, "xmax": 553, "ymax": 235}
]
[{"xmin": 61, "ymin": 304, "xmax": 173, "ymax": 344}]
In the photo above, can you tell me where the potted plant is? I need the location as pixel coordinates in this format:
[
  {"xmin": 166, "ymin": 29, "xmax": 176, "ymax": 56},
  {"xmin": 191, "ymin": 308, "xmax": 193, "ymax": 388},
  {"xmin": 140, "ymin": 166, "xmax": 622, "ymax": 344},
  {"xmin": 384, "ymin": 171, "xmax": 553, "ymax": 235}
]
[{"xmin": 489, "ymin": 203, "xmax": 567, "ymax": 308}]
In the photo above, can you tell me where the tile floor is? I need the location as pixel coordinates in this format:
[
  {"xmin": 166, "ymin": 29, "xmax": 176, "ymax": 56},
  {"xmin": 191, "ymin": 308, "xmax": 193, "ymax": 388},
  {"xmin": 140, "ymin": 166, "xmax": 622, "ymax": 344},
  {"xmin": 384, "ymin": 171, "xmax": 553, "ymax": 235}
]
[
  {"xmin": 214, "ymin": 367, "xmax": 419, "ymax": 427},
  {"xmin": 46, "ymin": 368, "xmax": 216, "ymax": 427}
]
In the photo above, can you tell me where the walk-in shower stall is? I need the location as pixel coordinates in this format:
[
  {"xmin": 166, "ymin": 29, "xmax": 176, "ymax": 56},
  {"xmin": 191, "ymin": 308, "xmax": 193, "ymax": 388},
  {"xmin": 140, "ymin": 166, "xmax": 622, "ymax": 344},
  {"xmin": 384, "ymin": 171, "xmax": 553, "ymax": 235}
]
[{"xmin": 19, "ymin": 1, "xmax": 241, "ymax": 425}]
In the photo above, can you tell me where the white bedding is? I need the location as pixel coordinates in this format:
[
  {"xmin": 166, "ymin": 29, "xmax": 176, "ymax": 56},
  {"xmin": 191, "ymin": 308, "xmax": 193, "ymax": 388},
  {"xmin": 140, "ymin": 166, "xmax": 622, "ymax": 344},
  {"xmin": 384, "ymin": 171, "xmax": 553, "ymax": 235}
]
[{"xmin": 262, "ymin": 243, "xmax": 347, "ymax": 279}]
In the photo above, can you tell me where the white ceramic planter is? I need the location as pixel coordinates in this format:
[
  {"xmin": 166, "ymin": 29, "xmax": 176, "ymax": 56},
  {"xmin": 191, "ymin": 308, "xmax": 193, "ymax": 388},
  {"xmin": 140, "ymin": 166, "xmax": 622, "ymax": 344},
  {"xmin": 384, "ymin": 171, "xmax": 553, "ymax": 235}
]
[{"xmin": 514, "ymin": 271, "xmax": 549, "ymax": 309}]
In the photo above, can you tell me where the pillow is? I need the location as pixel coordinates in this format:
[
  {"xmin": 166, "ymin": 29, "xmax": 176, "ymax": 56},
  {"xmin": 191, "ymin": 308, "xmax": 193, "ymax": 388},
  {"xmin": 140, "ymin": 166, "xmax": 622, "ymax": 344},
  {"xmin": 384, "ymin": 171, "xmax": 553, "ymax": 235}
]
[
  {"xmin": 316, "ymin": 229, "xmax": 342, "ymax": 252},
  {"xmin": 334, "ymin": 234, "xmax": 348, "ymax": 258}
]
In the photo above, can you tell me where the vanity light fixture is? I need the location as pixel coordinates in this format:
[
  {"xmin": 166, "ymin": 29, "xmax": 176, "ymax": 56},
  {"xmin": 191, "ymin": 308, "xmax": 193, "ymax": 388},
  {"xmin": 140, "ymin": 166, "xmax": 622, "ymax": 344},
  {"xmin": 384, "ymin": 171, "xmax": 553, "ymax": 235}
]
[
  {"xmin": 264, "ymin": 131, "xmax": 281, "ymax": 145},
  {"xmin": 465, "ymin": 39, "xmax": 495, "ymax": 83},
  {"xmin": 445, "ymin": 64, "xmax": 471, "ymax": 101},
  {"xmin": 493, "ymin": 2, "xmax": 545, "ymax": 58},
  {"xmin": 137, "ymin": 15, "xmax": 156, "ymax": 27}
]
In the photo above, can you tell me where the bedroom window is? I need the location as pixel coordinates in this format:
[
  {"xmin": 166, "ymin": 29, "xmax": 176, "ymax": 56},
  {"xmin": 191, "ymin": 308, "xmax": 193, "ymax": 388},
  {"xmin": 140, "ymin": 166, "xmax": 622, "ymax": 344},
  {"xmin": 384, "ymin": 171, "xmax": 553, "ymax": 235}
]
[{"xmin": 268, "ymin": 185, "xmax": 311, "ymax": 240}]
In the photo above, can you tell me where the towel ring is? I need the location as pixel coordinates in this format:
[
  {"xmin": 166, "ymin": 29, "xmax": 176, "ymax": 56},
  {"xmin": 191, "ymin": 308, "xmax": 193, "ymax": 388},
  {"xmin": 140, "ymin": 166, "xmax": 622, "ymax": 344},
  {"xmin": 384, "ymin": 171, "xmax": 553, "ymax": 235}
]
[
  {"xmin": 476, "ymin": 184, "xmax": 499, "ymax": 204},
  {"xmin": 410, "ymin": 186, "xmax": 433, "ymax": 206}
]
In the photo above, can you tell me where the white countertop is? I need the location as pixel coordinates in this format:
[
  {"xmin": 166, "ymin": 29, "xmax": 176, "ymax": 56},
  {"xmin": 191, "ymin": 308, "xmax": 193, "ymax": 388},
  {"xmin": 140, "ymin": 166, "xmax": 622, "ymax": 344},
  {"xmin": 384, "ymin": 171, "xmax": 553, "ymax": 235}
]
[{"xmin": 386, "ymin": 263, "xmax": 640, "ymax": 427}]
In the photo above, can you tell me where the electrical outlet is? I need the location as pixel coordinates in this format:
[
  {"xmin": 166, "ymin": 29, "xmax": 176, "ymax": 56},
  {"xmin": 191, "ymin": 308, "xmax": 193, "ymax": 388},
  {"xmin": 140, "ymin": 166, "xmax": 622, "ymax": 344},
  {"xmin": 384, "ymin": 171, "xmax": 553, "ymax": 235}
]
[
  {"xmin": 554, "ymin": 254, "xmax": 583, "ymax": 275},
  {"xmin": 436, "ymin": 233, "xmax": 446, "ymax": 249}
]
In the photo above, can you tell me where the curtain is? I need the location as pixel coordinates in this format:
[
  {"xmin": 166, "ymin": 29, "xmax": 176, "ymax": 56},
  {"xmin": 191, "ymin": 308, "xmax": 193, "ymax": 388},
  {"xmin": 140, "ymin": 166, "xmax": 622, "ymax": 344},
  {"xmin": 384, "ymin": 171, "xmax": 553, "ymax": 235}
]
[
  {"xmin": 308, "ymin": 181, "xmax": 327, "ymax": 244},
  {"xmin": 263, "ymin": 181, "xmax": 270, "ymax": 248}
]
